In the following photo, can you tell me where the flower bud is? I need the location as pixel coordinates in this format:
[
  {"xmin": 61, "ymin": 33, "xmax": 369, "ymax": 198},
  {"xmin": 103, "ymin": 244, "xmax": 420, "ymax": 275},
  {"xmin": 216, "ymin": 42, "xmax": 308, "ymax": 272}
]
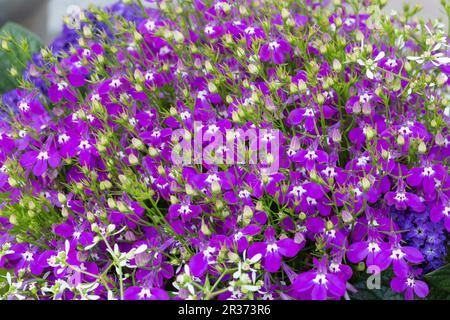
[
  {"xmin": 201, "ymin": 220, "xmax": 212, "ymax": 236},
  {"xmin": 331, "ymin": 128, "xmax": 342, "ymax": 143},
  {"xmin": 326, "ymin": 220, "xmax": 334, "ymax": 231},
  {"xmin": 9, "ymin": 214, "xmax": 17, "ymax": 225},
  {"xmin": 294, "ymin": 232, "xmax": 305, "ymax": 244},
  {"xmin": 107, "ymin": 198, "xmax": 117, "ymax": 209},
  {"xmin": 173, "ymin": 31, "xmax": 185, "ymax": 43},
  {"xmin": 204, "ymin": 60, "xmax": 214, "ymax": 73},
  {"xmin": 297, "ymin": 80, "xmax": 307, "ymax": 93},
  {"xmin": 133, "ymin": 31, "xmax": 143, "ymax": 43},
  {"xmin": 364, "ymin": 126, "xmax": 375, "ymax": 140},
  {"xmin": 132, "ymin": 138, "xmax": 145, "ymax": 151},
  {"xmin": 341, "ymin": 210, "xmax": 353, "ymax": 223},
  {"xmin": 243, "ymin": 206, "xmax": 253, "ymax": 219},
  {"xmin": 357, "ymin": 262, "xmax": 366, "ymax": 271},
  {"xmin": 1, "ymin": 39, "xmax": 9, "ymax": 51},
  {"xmin": 148, "ymin": 147, "xmax": 159, "ymax": 157},
  {"xmin": 211, "ymin": 181, "xmax": 221, "ymax": 194},
  {"xmin": 361, "ymin": 177, "xmax": 371, "ymax": 191},
  {"xmin": 397, "ymin": 135, "xmax": 405, "ymax": 146},
  {"xmin": 170, "ymin": 195, "xmax": 178, "ymax": 204},
  {"xmin": 418, "ymin": 141, "xmax": 427, "ymax": 154},
  {"xmin": 83, "ymin": 25, "xmax": 93, "ymax": 38},
  {"xmin": 26, "ymin": 200, "xmax": 36, "ymax": 210},
  {"xmin": 128, "ymin": 153, "xmax": 139, "ymax": 165},
  {"xmin": 248, "ymin": 63, "xmax": 259, "ymax": 75},
  {"xmin": 8, "ymin": 177, "xmax": 18, "ymax": 188},
  {"xmin": 208, "ymin": 82, "xmax": 218, "ymax": 93},
  {"xmin": 117, "ymin": 201, "xmax": 128, "ymax": 213},
  {"xmin": 236, "ymin": 47, "xmax": 246, "ymax": 59},
  {"xmin": 435, "ymin": 133, "xmax": 445, "ymax": 146},
  {"xmin": 333, "ymin": 59, "xmax": 342, "ymax": 72},
  {"xmin": 215, "ymin": 199, "xmax": 224, "ymax": 210},
  {"xmin": 58, "ymin": 193, "xmax": 67, "ymax": 204}
]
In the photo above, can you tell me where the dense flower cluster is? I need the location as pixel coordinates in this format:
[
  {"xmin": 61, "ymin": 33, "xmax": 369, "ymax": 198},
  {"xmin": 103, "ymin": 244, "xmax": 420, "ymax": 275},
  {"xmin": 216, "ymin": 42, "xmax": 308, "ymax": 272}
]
[{"xmin": 0, "ymin": 0, "xmax": 449, "ymax": 300}]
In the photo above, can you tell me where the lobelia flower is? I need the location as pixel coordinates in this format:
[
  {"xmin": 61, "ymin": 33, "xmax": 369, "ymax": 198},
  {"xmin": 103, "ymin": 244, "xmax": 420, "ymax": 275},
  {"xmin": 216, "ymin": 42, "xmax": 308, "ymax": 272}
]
[
  {"xmin": 385, "ymin": 180, "xmax": 426, "ymax": 212},
  {"xmin": 406, "ymin": 162, "xmax": 446, "ymax": 197},
  {"xmin": 124, "ymin": 286, "xmax": 169, "ymax": 300},
  {"xmin": 227, "ymin": 224, "xmax": 261, "ymax": 253},
  {"xmin": 188, "ymin": 236, "xmax": 226, "ymax": 278},
  {"xmin": 390, "ymin": 269, "xmax": 429, "ymax": 300},
  {"xmin": 20, "ymin": 141, "xmax": 61, "ymax": 176},
  {"xmin": 259, "ymin": 39, "xmax": 292, "ymax": 64},
  {"xmin": 247, "ymin": 228, "xmax": 303, "ymax": 273},
  {"xmin": 374, "ymin": 239, "xmax": 424, "ymax": 277},
  {"xmin": 430, "ymin": 198, "xmax": 450, "ymax": 232},
  {"xmin": 292, "ymin": 257, "xmax": 346, "ymax": 300}
]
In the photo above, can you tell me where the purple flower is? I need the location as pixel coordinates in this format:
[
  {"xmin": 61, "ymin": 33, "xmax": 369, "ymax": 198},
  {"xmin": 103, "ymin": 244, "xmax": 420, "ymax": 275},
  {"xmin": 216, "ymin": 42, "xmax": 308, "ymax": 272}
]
[
  {"xmin": 390, "ymin": 270, "xmax": 429, "ymax": 300},
  {"xmin": 20, "ymin": 142, "xmax": 60, "ymax": 176},
  {"xmin": 374, "ymin": 241, "xmax": 424, "ymax": 277},
  {"xmin": 259, "ymin": 39, "xmax": 291, "ymax": 64},
  {"xmin": 292, "ymin": 257, "xmax": 346, "ymax": 300},
  {"xmin": 248, "ymin": 228, "xmax": 303, "ymax": 273},
  {"xmin": 385, "ymin": 180, "xmax": 425, "ymax": 212},
  {"xmin": 124, "ymin": 286, "xmax": 169, "ymax": 300}
]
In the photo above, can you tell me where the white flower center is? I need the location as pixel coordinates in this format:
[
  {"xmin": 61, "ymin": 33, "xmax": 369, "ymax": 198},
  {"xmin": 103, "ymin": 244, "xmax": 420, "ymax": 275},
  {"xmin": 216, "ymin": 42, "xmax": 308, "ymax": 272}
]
[
  {"xmin": 245, "ymin": 27, "xmax": 255, "ymax": 35},
  {"xmin": 269, "ymin": 41, "xmax": 280, "ymax": 50},
  {"xmin": 18, "ymin": 101, "xmax": 30, "ymax": 112},
  {"xmin": 239, "ymin": 190, "xmax": 251, "ymax": 198},
  {"xmin": 406, "ymin": 278, "xmax": 415, "ymax": 288},
  {"xmin": 357, "ymin": 156, "xmax": 370, "ymax": 166},
  {"xmin": 312, "ymin": 273, "xmax": 328, "ymax": 285},
  {"xmin": 204, "ymin": 26, "xmax": 215, "ymax": 35},
  {"xmin": 145, "ymin": 20, "xmax": 156, "ymax": 31},
  {"xmin": 305, "ymin": 150, "xmax": 318, "ymax": 160},
  {"xmin": 206, "ymin": 174, "xmax": 220, "ymax": 184},
  {"xmin": 22, "ymin": 251, "xmax": 33, "ymax": 261},
  {"xmin": 37, "ymin": 151, "xmax": 49, "ymax": 161},
  {"xmin": 266, "ymin": 243, "xmax": 279, "ymax": 253},
  {"xmin": 398, "ymin": 126, "xmax": 412, "ymax": 136},
  {"xmin": 368, "ymin": 242, "xmax": 381, "ymax": 253},
  {"xmin": 58, "ymin": 82, "xmax": 68, "ymax": 91},
  {"xmin": 394, "ymin": 192, "xmax": 407, "ymax": 202},
  {"xmin": 390, "ymin": 248, "xmax": 406, "ymax": 260},
  {"xmin": 291, "ymin": 185, "xmax": 306, "ymax": 198},
  {"xmin": 234, "ymin": 232, "xmax": 244, "ymax": 241},
  {"xmin": 178, "ymin": 205, "xmax": 192, "ymax": 215},
  {"xmin": 138, "ymin": 288, "xmax": 152, "ymax": 300},
  {"xmin": 79, "ymin": 140, "xmax": 91, "ymax": 150},
  {"xmin": 422, "ymin": 166, "xmax": 435, "ymax": 176},
  {"xmin": 110, "ymin": 79, "xmax": 122, "ymax": 88},
  {"xmin": 58, "ymin": 133, "xmax": 70, "ymax": 144}
]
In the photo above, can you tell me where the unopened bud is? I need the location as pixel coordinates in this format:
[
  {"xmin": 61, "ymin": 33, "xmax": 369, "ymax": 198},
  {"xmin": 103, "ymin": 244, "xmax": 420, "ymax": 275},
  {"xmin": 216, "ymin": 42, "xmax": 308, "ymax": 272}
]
[
  {"xmin": 211, "ymin": 181, "xmax": 221, "ymax": 194},
  {"xmin": 201, "ymin": 220, "xmax": 212, "ymax": 236},
  {"xmin": 58, "ymin": 193, "xmax": 67, "ymax": 204},
  {"xmin": 243, "ymin": 206, "xmax": 253, "ymax": 219},
  {"xmin": 397, "ymin": 135, "xmax": 405, "ymax": 146},
  {"xmin": 128, "ymin": 153, "xmax": 139, "ymax": 165},
  {"xmin": 333, "ymin": 59, "xmax": 342, "ymax": 72},
  {"xmin": 418, "ymin": 141, "xmax": 427, "ymax": 154},
  {"xmin": 361, "ymin": 177, "xmax": 371, "ymax": 191}
]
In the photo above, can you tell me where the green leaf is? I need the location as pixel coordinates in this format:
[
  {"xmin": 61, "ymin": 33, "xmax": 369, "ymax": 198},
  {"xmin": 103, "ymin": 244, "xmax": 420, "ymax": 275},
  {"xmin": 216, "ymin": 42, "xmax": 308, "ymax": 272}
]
[
  {"xmin": 0, "ymin": 22, "xmax": 44, "ymax": 94},
  {"xmin": 424, "ymin": 264, "xmax": 450, "ymax": 299}
]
